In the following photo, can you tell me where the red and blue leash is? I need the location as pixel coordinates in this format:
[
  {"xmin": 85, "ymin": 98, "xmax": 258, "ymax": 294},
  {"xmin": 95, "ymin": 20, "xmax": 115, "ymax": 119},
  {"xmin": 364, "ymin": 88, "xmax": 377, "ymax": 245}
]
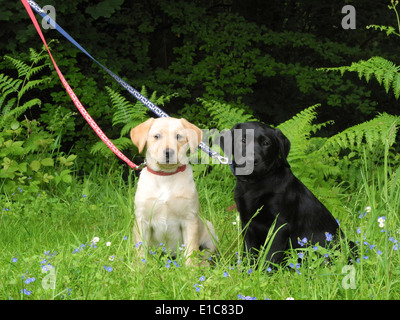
[{"xmin": 21, "ymin": 0, "xmax": 229, "ymax": 169}]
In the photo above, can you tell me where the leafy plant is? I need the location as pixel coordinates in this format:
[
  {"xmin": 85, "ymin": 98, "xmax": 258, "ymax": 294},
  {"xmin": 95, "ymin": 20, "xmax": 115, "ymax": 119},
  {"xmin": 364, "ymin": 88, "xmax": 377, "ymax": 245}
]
[
  {"xmin": 90, "ymin": 85, "xmax": 176, "ymax": 159},
  {"xmin": 319, "ymin": 1, "xmax": 400, "ymax": 101},
  {"xmin": 0, "ymin": 47, "xmax": 77, "ymax": 195},
  {"xmin": 199, "ymin": 99, "xmax": 256, "ymax": 130},
  {"xmin": 319, "ymin": 56, "xmax": 400, "ymax": 100}
]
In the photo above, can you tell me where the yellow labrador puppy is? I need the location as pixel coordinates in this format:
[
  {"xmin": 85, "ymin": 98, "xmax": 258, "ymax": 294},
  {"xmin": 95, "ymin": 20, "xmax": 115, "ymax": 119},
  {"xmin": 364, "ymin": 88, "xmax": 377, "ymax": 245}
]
[{"xmin": 130, "ymin": 117, "xmax": 218, "ymax": 265}]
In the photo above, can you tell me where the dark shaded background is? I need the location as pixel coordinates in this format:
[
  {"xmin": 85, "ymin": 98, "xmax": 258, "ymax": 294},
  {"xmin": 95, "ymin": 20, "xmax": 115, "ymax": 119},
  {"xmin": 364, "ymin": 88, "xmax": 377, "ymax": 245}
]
[{"xmin": 1, "ymin": 0, "xmax": 399, "ymax": 158}]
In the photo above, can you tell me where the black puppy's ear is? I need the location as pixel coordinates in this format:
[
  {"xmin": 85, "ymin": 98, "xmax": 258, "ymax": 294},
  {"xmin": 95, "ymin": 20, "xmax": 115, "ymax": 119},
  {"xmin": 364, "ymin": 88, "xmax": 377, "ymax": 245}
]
[{"xmin": 274, "ymin": 128, "xmax": 291, "ymax": 168}]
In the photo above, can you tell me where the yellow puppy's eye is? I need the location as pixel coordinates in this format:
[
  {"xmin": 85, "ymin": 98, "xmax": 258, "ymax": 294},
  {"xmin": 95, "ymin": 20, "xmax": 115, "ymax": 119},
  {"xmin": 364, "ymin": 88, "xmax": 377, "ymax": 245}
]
[
  {"xmin": 154, "ymin": 134, "xmax": 161, "ymax": 140},
  {"xmin": 176, "ymin": 134, "xmax": 183, "ymax": 140}
]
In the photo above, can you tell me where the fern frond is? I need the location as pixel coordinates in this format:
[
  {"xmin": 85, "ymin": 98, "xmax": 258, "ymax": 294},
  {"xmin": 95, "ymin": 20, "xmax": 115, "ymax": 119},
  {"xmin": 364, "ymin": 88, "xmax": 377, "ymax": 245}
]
[
  {"xmin": 4, "ymin": 56, "xmax": 31, "ymax": 78},
  {"xmin": 29, "ymin": 47, "xmax": 48, "ymax": 64},
  {"xmin": 106, "ymin": 86, "xmax": 149, "ymax": 129},
  {"xmin": 319, "ymin": 56, "xmax": 400, "ymax": 99},
  {"xmin": 0, "ymin": 74, "xmax": 22, "ymax": 94},
  {"xmin": 106, "ymin": 85, "xmax": 176, "ymax": 137},
  {"xmin": 277, "ymin": 104, "xmax": 321, "ymax": 139},
  {"xmin": 320, "ymin": 113, "xmax": 399, "ymax": 154},
  {"xmin": 199, "ymin": 99, "xmax": 256, "ymax": 130},
  {"xmin": 90, "ymin": 137, "xmax": 132, "ymax": 157},
  {"xmin": 18, "ymin": 79, "xmax": 49, "ymax": 101},
  {"xmin": 0, "ymin": 98, "xmax": 41, "ymax": 129}
]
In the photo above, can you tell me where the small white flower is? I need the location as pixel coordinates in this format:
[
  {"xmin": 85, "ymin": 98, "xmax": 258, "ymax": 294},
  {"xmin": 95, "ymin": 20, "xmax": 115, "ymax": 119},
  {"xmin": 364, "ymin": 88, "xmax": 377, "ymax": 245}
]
[
  {"xmin": 106, "ymin": 241, "xmax": 111, "ymax": 247},
  {"xmin": 232, "ymin": 221, "xmax": 237, "ymax": 225},
  {"xmin": 286, "ymin": 297, "xmax": 295, "ymax": 300},
  {"xmin": 109, "ymin": 255, "xmax": 115, "ymax": 261},
  {"xmin": 92, "ymin": 237, "xmax": 100, "ymax": 243},
  {"xmin": 377, "ymin": 216, "xmax": 386, "ymax": 228},
  {"xmin": 365, "ymin": 206, "xmax": 372, "ymax": 213}
]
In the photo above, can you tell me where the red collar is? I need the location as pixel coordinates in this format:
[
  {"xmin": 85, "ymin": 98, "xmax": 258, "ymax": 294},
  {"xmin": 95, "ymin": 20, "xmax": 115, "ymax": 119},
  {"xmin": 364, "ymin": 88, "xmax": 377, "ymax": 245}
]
[{"xmin": 146, "ymin": 165, "xmax": 187, "ymax": 176}]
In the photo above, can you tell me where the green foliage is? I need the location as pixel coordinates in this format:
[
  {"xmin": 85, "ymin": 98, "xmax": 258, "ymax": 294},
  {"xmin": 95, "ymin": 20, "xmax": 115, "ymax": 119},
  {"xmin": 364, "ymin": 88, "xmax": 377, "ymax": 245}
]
[
  {"xmin": 90, "ymin": 86, "xmax": 176, "ymax": 160},
  {"xmin": 85, "ymin": 0, "xmax": 125, "ymax": 20},
  {"xmin": 0, "ymin": 48, "xmax": 77, "ymax": 195},
  {"xmin": 319, "ymin": 1, "xmax": 400, "ymax": 101},
  {"xmin": 199, "ymin": 99, "xmax": 256, "ymax": 130},
  {"xmin": 319, "ymin": 56, "xmax": 400, "ymax": 100},
  {"xmin": 277, "ymin": 105, "xmax": 339, "ymax": 191},
  {"xmin": 202, "ymin": 100, "xmax": 399, "ymax": 214}
]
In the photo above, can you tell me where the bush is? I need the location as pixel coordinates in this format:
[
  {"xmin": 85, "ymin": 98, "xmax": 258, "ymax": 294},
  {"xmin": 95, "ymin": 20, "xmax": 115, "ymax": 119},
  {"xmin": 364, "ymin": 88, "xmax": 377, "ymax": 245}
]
[{"xmin": 0, "ymin": 46, "xmax": 77, "ymax": 196}]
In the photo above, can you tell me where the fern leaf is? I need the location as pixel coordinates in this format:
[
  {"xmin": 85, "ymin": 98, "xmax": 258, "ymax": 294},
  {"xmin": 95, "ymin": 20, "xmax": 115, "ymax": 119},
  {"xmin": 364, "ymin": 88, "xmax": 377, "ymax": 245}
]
[
  {"xmin": 29, "ymin": 47, "xmax": 49, "ymax": 64},
  {"xmin": 0, "ymin": 74, "xmax": 22, "ymax": 94},
  {"xmin": 393, "ymin": 73, "xmax": 400, "ymax": 99},
  {"xmin": 90, "ymin": 137, "xmax": 132, "ymax": 157},
  {"xmin": 106, "ymin": 86, "xmax": 149, "ymax": 128},
  {"xmin": 199, "ymin": 99, "xmax": 256, "ymax": 130},
  {"xmin": 321, "ymin": 113, "xmax": 399, "ymax": 154},
  {"xmin": 4, "ymin": 56, "xmax": 31, "ymax": 78},
  {"xmin": 319, "ymin": 56, "xmax": 400, "ymax": 99},
  {"xmin": 18, "ymin": 79, "xmax": 48, "ymax": 101},
  {"xmin": 277, "ymin": 104, "xmax": 321, "ymax": 139}
]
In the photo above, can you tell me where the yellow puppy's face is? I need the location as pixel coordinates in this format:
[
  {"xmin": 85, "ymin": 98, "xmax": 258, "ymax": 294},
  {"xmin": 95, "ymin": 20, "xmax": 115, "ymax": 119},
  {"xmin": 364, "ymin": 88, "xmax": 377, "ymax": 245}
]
[{"xmin": 130, "ymin": 117, "xmax": 202, "ymax": 170}]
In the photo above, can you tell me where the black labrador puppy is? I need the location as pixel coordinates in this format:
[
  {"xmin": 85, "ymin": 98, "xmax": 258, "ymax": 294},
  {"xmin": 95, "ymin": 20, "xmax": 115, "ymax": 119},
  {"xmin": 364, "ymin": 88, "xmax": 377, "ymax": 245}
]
[{"xmin": 220, "ymin": 121, "xmax": 354, "ymax": 265}]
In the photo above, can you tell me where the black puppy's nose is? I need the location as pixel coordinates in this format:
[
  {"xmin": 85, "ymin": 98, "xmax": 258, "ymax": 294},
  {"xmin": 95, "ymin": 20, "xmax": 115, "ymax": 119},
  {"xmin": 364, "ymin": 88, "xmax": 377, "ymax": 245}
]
[{"xmin": 164, "ymin": 148, "xmax": 175, "ymax": 162}]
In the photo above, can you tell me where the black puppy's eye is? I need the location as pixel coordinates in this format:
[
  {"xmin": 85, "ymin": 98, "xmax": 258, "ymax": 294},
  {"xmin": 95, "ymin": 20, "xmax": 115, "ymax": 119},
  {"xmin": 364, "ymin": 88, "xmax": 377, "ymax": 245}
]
[
  {"xmin": 154, "ymin": 134, "xmax": 161, "ymax": 140},
  {"xmin": 263, "ymin": 140, "xmax": 271, "ymax": 146},
  {"xmin": 241, "ymin": 138, "xmax": 246, "ymax": 144}
]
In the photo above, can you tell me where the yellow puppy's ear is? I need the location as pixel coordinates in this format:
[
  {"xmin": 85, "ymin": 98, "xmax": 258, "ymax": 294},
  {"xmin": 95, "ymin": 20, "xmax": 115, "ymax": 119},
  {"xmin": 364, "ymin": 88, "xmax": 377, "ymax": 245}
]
[
  {"xmin": 180, "ymin": 118, "xmax": 202, "ymax": 153},
  {"xmin": 130, "ymin": 118, "xmax": 155, "ymax": 153}
]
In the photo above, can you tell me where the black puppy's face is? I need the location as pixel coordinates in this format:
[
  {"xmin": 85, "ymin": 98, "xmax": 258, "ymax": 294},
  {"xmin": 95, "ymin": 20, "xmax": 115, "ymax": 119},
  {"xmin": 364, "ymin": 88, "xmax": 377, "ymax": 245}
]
[{"xmin": 220, "ymin": 122, "xmax": 291, "ymax": 177}]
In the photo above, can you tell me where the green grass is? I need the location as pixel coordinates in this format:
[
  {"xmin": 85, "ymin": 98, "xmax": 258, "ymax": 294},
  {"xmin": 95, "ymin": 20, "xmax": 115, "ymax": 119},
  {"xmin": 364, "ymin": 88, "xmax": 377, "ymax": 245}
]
[{"xmin": 1, "ymin": 160, "xmax": 400, "ymax": 300}]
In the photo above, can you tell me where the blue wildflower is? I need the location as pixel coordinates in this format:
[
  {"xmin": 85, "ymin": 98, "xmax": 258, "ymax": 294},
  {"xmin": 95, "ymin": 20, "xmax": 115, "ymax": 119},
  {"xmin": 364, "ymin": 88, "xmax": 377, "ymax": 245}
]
[
  {"xmin": 104, "ymin": 265, "xmax": 113, "ymax": 272},
  {"xmin": 193, "ymin": 284, "xmax": 202, "ymax": 292},
  {"xmin": 238, "ymin": 294, "xmax": 256, "ymax": 300},
  {"xmin": 325, "ymin": 232, "xmax": 333, "ymax": 242},
  {"xmin": 21, "ymin": 289, "xmax": 31, "ymax": 296},
  {"xmin": 24, "ymin": 277, "xmax": 35, "ymax": 284},
  {"xmin": 297, "ymin": 237, "xmax": 307, "ymax": 247}
]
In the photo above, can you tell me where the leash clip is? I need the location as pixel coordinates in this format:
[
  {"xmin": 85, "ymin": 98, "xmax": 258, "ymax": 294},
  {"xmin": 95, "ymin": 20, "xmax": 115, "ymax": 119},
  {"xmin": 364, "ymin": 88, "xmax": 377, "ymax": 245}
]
[
  {"xmin": 137, "ymin": 160, "xmax": 147, "ymax": 170},
  {"xmin": 216, "ymin": 155, "xmax": 230, "ymax": 165}
]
